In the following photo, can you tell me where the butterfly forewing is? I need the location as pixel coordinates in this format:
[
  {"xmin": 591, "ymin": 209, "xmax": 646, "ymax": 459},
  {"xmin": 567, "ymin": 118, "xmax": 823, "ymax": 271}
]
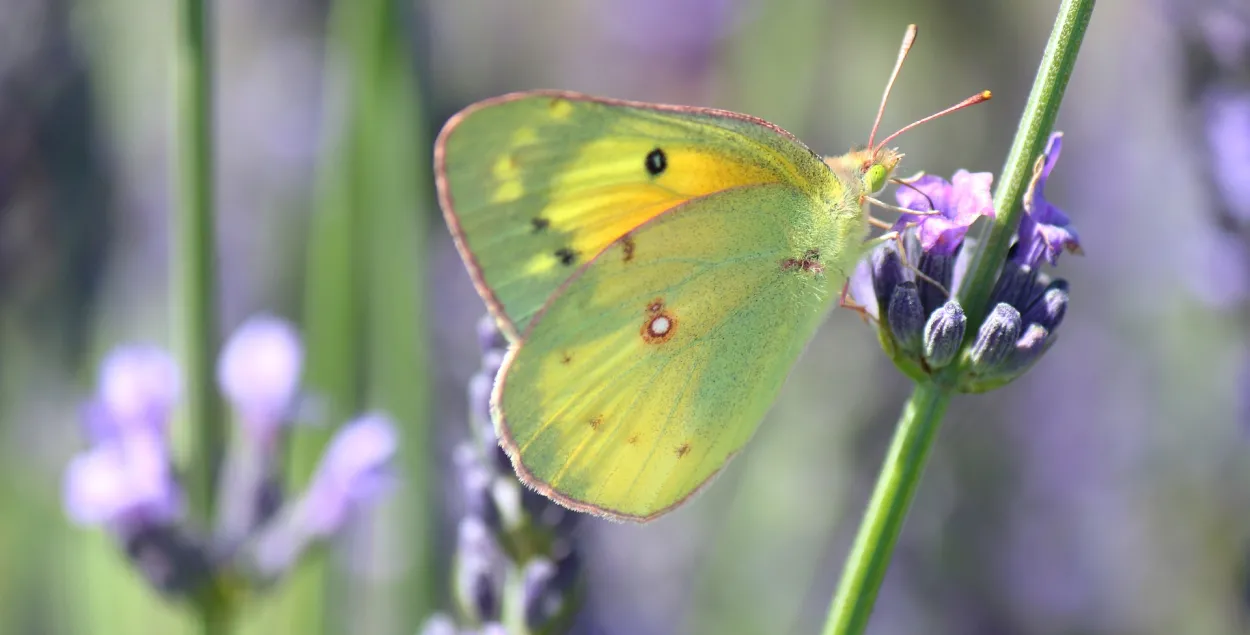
[{"xmin": 435, "ymin": 91, "xmax": 839, "ymax": 338}]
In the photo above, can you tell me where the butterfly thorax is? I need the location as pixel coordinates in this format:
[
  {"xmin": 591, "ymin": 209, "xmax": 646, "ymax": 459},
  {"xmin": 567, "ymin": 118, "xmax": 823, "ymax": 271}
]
[{"xmin": 801, "ymin": 145, "xmax": 902, "ymax": 284}]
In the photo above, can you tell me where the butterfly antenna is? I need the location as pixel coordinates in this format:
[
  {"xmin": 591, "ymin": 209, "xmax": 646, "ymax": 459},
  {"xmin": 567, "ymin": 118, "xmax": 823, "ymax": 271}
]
[
  {"xmin": 867, "ymin": 24, "xmax": 919, "ymax": 149},
  {"xmin": 874, "ymin": 91, "xmax": 993, "ymax": 153}
]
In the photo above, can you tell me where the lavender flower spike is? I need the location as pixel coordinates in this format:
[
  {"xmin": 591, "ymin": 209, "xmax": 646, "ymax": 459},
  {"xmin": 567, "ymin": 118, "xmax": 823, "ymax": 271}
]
[
  {"xmin": 217, "ymin": 314, "xmax": 304, "ymax": 440},
  {"xmin": 299, "ymin": 412, "xmax": 398, "ymax": 537},
  {"xmin": 893, "ymin": 169, "xmax": 995, "ymax": 255},
  {"xmin": 247, "ymin": 412, "xmax": 398, "ymax": 578},
  {"xmin": 1014, "ymin": 132, "xmax": 1082, "ymax": 266},
  {"xmin": 64, "ymin": 346, "xmax": 183, "ymax": 529}
]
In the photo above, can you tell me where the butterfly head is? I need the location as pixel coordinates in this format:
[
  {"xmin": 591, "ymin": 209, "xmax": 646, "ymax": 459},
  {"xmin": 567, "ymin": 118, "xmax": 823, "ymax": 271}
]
[
  {"xmin": 825, "ymin": 146, "xmax": 904, "ymax": 198},
  {"xmin": 862, "ymin": 147, "xmax": 903, "ymax": 195}
]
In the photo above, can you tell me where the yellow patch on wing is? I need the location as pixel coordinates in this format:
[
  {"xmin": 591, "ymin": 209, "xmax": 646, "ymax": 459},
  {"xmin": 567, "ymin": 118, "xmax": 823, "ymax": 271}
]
[
  {"xmin": 492, "ymin": 180, "xmax": 523, "ymax": 203},
  {"xmin": 510, "ymin": 127, "xmax": 538, "ymax": 146},
  {"xmin": 548, "ymin": 98, "xmax": 575, "ymax": 119},
  {"xmin": 523, "ymin": 253, "xmax": 558, "ymax": 276},
  {"xmin": 535, "ymin": 138, "xmax": 780, "ymax": 265},
  {"xmin": 492, "ymin": 154, "xmax": 519, "ymax": 181}
]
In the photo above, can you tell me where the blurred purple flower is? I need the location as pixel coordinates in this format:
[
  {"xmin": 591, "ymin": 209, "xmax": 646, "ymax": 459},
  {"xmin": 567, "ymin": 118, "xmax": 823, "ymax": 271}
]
[
  {"xmin": 296, "ymin": 412, "xmax": 398, "ymax": 537},
  {"xmin": 95, "ymin": 346, "xmax": 181, "ymax": 434},
  {"xmin": 1206, "ymin": 91, "xmax": 1250, "ymax": 224},
  {"xmin": 893, "ymin": 170, "xmax": 995, "ymax": 256},
  {"xmin": 217, "ymin": 314, "xmax": 303, "ymax": 441},
  {"xmin": 64, "ymin": 346, "xmax": 183, "ymax": 530},
  {"xmin": 1013, "ymin": 132, "xmax": 1082, "ymax": 266},
  {"xmin": 246, "ymin": 412, "xmax": 399, "ymax": 578}
]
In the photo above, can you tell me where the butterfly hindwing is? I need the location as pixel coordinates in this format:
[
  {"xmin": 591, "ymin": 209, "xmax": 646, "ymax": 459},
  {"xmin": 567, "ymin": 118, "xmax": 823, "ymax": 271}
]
[
  {"xmin": 435, "ymin": 90, "xmax": 837, "ymax": 339},
  {"xmin": 494, "ymin": 182, "xmax": 863, "ymax": 521}
]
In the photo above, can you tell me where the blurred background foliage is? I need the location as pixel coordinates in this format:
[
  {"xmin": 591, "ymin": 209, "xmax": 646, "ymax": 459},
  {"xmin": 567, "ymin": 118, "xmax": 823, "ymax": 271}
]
[{"xmin": 2, "ymin": 0, "xmax": 1249, "ymax": 633}]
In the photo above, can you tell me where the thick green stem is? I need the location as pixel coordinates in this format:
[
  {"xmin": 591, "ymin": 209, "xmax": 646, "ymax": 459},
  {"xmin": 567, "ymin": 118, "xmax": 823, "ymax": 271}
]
[
  {"xmin": 821, "ymin": 2, "xmax": 1094, "ymax": 634},
  {"xmin": 821, "ymin": 382, "xmax": 950, "ymax": 635},
  {"xmin": 175, "ymin": 0, "xmax": 226, "ymax": 631},
  {"xmin": 957, "ymin": 0, "xmax": 1095, "ymax": 327}
]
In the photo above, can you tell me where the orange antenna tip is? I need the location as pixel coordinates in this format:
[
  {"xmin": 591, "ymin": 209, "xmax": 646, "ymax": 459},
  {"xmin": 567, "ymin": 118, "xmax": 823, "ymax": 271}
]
[{"xmin": 874, "ymin": 90, "xmax": 992, "ymax": 152}]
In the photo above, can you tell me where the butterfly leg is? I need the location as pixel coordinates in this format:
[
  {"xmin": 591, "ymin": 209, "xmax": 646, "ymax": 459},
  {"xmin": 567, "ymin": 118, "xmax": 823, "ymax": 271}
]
[{"xmin": 838, "ymin": 279, "xmax": 879, "ymax": 326}]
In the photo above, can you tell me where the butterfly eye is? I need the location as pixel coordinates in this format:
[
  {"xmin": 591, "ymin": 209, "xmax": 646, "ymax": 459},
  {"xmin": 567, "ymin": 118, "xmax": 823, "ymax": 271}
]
[{"xmin": 864, "ymin": 163, "xmax": 889, "ymax": 194}]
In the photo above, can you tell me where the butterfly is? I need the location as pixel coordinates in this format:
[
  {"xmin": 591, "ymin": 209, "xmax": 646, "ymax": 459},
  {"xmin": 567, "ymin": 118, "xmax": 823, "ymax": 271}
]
[{"xmin": 434, "ymin": 25, "xmax": 988, "ymax": 522}]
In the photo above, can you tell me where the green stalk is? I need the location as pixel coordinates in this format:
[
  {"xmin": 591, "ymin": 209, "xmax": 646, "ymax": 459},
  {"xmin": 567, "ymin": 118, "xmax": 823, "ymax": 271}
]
[
  {"xmin": 820, "ymin": 1, "xmax": 1094, "ymax": 634},
  {"xmin": 957, "ymin": 0, "xmax": 1096, "ymax": 325},
  {"xmin": 175, "ymin": 0, "xmax": 228, "ymax": 631},
  {"xmin": 821, "ymin": 382, "xmax": 950, "ymax": 635}
]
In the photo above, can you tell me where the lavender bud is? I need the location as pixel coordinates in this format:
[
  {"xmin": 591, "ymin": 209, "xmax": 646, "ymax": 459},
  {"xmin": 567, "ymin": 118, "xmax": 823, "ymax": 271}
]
[
  {"xmin": 481, "ymin": 350, "xmax": 506, "ymax": 381},
  {"xmin": 969, "ymin": 303, "xmax": 1022, "ymax": 371},
  {"xmin": 1021, "ymin": 280, "xmax": 1069, "ymax": 331},
  {"xmin": 872, "ymin": 248, "xmax": 907, "ymax": 319},
  {"xmin": 887, "ymin": 281, "xmax": 925, "ymax": 354},
  {"xmin": 550, "ymin": 537, "xmax": 581, "ymax": 594},
  {"xmin": 454, "ymin": 517, "xmax": 502, "ymax": 622},
  {"xmin": 476, "ymin": 314, "xmax": 508, "ymax": 354},
  {"xmin": 523, "ymin": 557, "xmax": 562, "ymax": 629},
  {"xmin": 124, "ymin": 524, "xmax": 213, "ymax": 596},
  {"xmin": 453, "ymin": 443, "xmax": 499, "ymax": 530},
  {"xmin": 1000, "ymin": 324, "xmax": 1051, "ymax": 376},
  {"xmin": 922, "ymin": 301, "xmax": 966, "ymax": 369},
  {"xmin": 917, "ymin": 250, "xmax": 956, "ymax": 315},
  {"xmin": 989, "ymin": 261, "xmax": 1040, "ymax": 311},
  {"xmin": 418, "ymin": 614, "xmax": 458, "ymax": 635}
]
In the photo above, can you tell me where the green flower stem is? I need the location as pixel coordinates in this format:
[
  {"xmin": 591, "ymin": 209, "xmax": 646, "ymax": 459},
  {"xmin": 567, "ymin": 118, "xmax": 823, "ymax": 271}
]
[
  {"xmin": 175, "ymin": 0, "xmax": 227, "ymax": 631},
  {"xmin": 821, "ymin": 2, "xmax": 1094, "ymax": 634},
  {"xmin": 820, "ymin": 381, "xmax": 950, "ymax": 635},
  {"xmin": 957, "ymin": 0, "xmax": 1096, "ymax": 326}
]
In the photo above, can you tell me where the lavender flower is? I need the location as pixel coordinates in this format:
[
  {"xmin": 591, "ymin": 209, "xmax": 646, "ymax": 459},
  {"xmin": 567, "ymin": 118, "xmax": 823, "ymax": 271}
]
[
  {"xmin": 433, "ymin": 314, "xmax": 582, "ymax": 633},
  {"xmin": 1013, "ymin": 132, "xmax": 1082, "ymax": 267},
  {"xmin": 61, "ymin": 314, "xmax": 400, "ymax": 597},
  {"xmin": 63, "ymin": 347, "xmax": 183, "ymax": 531},
  {"xmin": 217, "ymin": 314, "xmax": 303, "ymax": 441},
  {"xmin": 893, "ymin": 170, "xmax": 995, "ymax": 255},
  {"xmin": 853, "ymin": 159, "xmax": 1075, "ymax": 392},
  {"xmin": 246, "ymin": 412, "xmax": 398, "ymax": 579}
]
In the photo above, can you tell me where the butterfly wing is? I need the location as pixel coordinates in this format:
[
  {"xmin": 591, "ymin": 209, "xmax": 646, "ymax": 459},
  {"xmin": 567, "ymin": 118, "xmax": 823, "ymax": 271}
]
[
  {"xmin": 435, "ymin": 90, "xmax": 834, "ymax": 339},
  {"xmin": 495, "ymin": 182, "xmax": 866, "ymax": 522}
]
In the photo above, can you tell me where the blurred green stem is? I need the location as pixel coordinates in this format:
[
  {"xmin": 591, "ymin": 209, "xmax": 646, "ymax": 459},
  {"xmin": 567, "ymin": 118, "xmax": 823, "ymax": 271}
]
[
  {"xmin": 821, "ymin": 1, "xmax": 1093, "ymax": 634},
  {"xmin": 175, "ymin": 0, "xmax": 227, "ymax": 631}
]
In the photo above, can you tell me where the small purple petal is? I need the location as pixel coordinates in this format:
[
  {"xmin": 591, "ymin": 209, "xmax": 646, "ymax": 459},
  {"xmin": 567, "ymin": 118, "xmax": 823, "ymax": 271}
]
[
  {"xmin": 299, "ymin": 412, "xmax": 399, "ymax": 536},
  {"xmin": 1015, "ymin": 132, "xmax": 1081, "ymax": 266},
  {"xmin": 894, "ymin": 174, "xmax": 953, "ymax": 214},
  {"xmin": 97, "ymin": 346, "xmax": 181, "ymax": 433},
  {"xmin": 848, "ymin": 259, "xmax": 878, "ymax": 319},
  {"xmin": 893, "ymin": 171, "xmax": 995, "ymax": 256},
  {"xmin": 63, "ymin": 431, "xmax": 182, "ymax": 528},
  {"xmin": 217, "ymin": 314, "xmax": 304, "ymax": 437},
  {"xmin": 1206, "ymin": 91, "xmax": 1250, "ymax": 223}
]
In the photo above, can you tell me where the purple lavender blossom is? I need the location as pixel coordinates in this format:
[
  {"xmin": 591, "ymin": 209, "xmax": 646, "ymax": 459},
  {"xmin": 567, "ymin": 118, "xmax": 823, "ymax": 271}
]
[
  {"xmin": 848, "ymin": 161, "xmax": 1071, "ymax": 391},
  {"xmin": 246, "ymin": 412, "xmax": 399, "ymax": 578},
  {"xmin": 297, "ymin": 412, "xmax": 398, "ymax": 537},
  {"xmin": 1013, "ymin": 132, "xmax": 1082, "ymax": 266},
  {"xmin": 1206, "ymin": 90, "xmax": 1250, "ymax": 224},
  {"xmin": 217, "ymin": 314, "xmax": 304, "ymax": 442},
  {"xmin": 893, "ymin": 170, "xmax": 995, "ymax": 255},
  {"xmin": 214, "ymin": 315, "xmax": 305, "ymax": 549},
  {"xmin": 63, "ymin": 347, "xmax": 183, "ymax": 530}
]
